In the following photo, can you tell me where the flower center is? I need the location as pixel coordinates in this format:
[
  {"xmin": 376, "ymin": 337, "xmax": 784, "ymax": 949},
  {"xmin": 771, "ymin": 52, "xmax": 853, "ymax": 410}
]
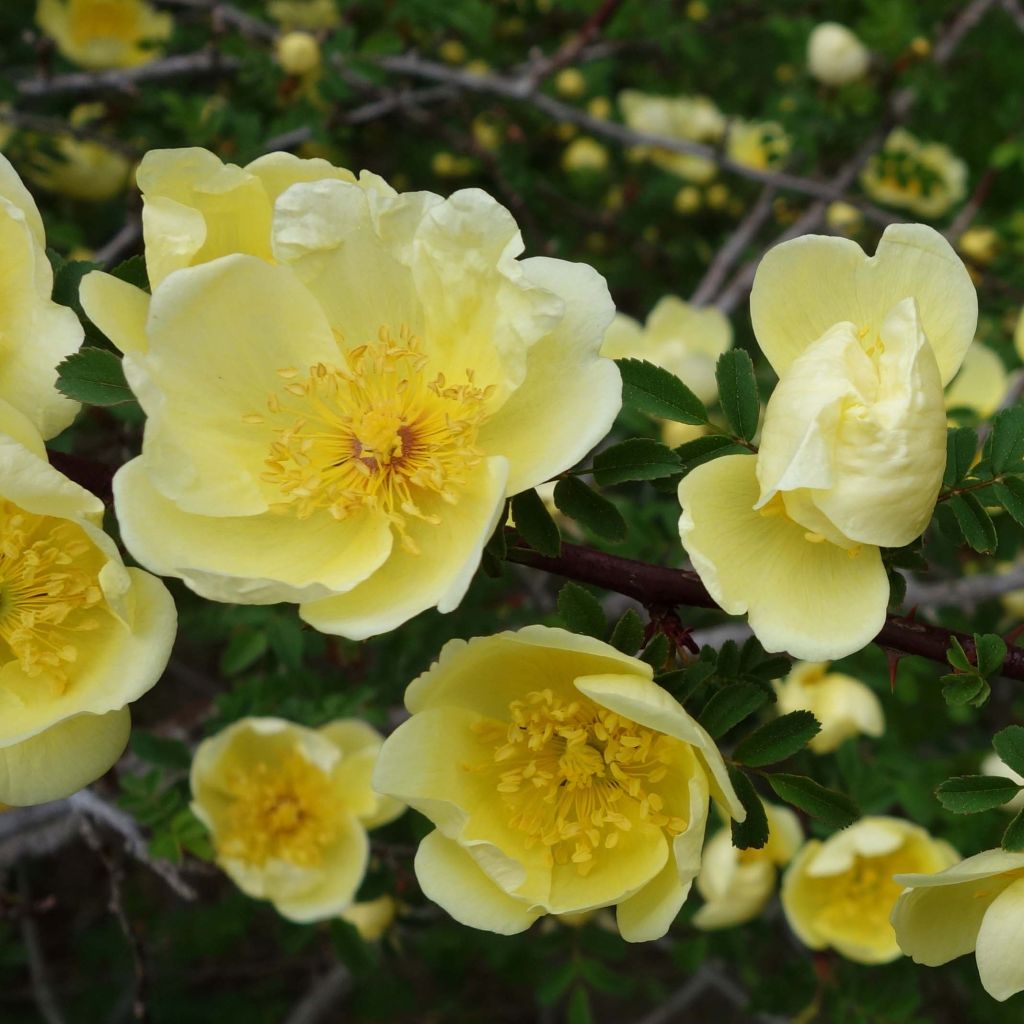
[
  {"xmin": 469, "ymin": 689, "xmax": 686, "ymax": 876},
  {"xmin": 0, "ymin": 500, "xmax": 104, "ymax": 693},
  {"xmin": 70, "ymin": 0, "xmax": 139, "ymax": 43},
  {"xmin": 219, "ymin": 754, "xmax": 340, "ymax": 868},
  {"xmin": 251, "ymin": 328, "xmax": 492, "ymax": 552}
]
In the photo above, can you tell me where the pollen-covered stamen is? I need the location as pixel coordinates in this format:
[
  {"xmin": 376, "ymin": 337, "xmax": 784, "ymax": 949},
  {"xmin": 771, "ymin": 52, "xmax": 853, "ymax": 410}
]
[
  {"xmin": 252, "ymin": 326, "xmax": 493, "ymax": 552},
  {"xmin": 469, "ymin": 689, "xmax": 687, "ymax": 876},
  {"xmin": 0, "ymin": 500, "xmax": 104, "ymax": 692},
  {"xmin": 219, "ymin": 754, "xmax": 340, "ymax": 868}
]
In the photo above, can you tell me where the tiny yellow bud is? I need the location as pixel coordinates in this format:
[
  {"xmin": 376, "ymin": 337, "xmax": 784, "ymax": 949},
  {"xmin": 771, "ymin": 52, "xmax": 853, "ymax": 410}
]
[
  {"xmin": 775, "ymin": 63, "xmax": 796, "ymax": 83},
  {"xmin": 957, "ymin": 226, "xmax": 1000, "ymax": 267},
  {"xmin": 586, "ymin": 96, "xmax": 612, "ymax": 120},
  {"xmin": 686, "ymin": 0, "xmax": 709, "ymax": 21},
  {"xmin": 275, "ymin": 31, "xmax": 320, "ymax": 76},
  {"xmin": 439, "ymin": 39, "xmax": 467, "ymax": 65},
  {"xmin": 705, "ymin": 183, "xmax": 730, "ymax": 210},
  {"xmin": 471, "ymin": 115, "xmax": 501, "ymax": 152},
  {"xmin": 554, "ymin": 121, "xmax": 577, "ymax": 141},
  {"xmin": 825, "ymin": 201, "xmax": 863, "ymax": 235},
  {"xmin": 555, "ymin": 67, "xmax": 587, "ymax": 99},
  {"xmin": 673, "ymin": 186, "xmax": 702, "ymax": 214},
  {"xmin": 604, "ymin": 185, "xmax": 624, "ymax": 212},
  {"xmin": 464, "ymin": 58, "xmax": 490, "ymax": 77},
  {"xmin": 909, "ymin": 36, "xmax": 931, "ymax": 57},
  {"xmin": 562, "ymin": 137, "xmax": 608, "ymax": 173}
]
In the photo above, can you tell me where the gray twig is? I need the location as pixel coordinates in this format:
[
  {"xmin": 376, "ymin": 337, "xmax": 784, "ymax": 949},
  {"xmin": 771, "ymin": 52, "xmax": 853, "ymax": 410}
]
[
  {"xmin": 17, "ymin": 866, "xmax": 68, "ymax": 1024},
  {"xmin": 282, "ymin": 965, "xmax": 353, "ymax": 1024}
]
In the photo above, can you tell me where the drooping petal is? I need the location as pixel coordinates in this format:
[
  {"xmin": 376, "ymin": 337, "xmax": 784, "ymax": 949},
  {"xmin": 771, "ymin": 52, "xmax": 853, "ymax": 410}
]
[
  {"xmin": 79, "ymin": 271, "xmax": 150, "ymax": 355},
  {"xmin": 678, "ymin": 454, "xmax": 889, "ymax": 660},
  {"xmin": 974, "ymin": 877, "xmax": 1024, "ymax": 1001}
]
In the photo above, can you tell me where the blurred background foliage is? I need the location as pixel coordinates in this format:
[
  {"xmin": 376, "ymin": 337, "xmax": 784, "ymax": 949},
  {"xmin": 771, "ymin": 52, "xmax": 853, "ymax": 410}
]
[{"xmin": 4, "ymin": 0, "xmax": 1024, "ymax": 1021}]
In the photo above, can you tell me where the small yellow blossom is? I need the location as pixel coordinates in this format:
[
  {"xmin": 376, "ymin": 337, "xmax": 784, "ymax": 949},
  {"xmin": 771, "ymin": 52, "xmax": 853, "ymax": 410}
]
[
  {"xmin": 807, "ymin": 23, "xmax": 870, "ymax": 87},
  {"xmin": 861, "ymin": 129, "xmax": 968, "ymax": 219},
  {"xmin": 775, "ymin": 662, "xmax": 884, "ymax": 754},
  {"xmin": 945, "ymin": 342, "xmax": 1008, "ymax": 419},
  {"xmin": 825, "ymin": 200, "xmax": 862, "ymax": 235},
  {"xmin": 673, "ymin": 186, "xmax": 702, "ymax": 215},
  {"xmin": 601, "ymin": 295, "xmax": 732, "ymax": 407},
  {"xmin": 340, "ymin": 895, "xmax": 397, "ymax": 941},
  {"xmin": 562, "ymin": 137, "xmax": 608, "ymax": 173},
  {"xmin": 79, "ymin": 149, "xmax": 621, "ymax": 640},
  {"xmin": 892, "ymin": 847, "xmax": 1024, "ymax": 1000},
  {"xmin": 439, "ymin": 39, "xmax": 467, "ymax": 65},
  {"xmin": 0, "ymin": 425, "xmax": 177, "ymax": 806},
  {"xmin": 705, "ymin": 182, "xmax": 730, "ymax": 209},
  {"xmin": 191, "ymin": 717, "xmax": 403, "ymax": 922},
  {"xmin": 587, "ymin": 96, "xmax": 612, "ymax": 120},
  {"xmin": 0, "ymin": 154, "xmax": 82, "ymax": 438},
  {"xmin": 694, "ymin": 805, "xmax": 802, "ymax": 929},
  {"xmin": 783, "ymin": 817, "xmax": 958, "ymax": 963},
  {"xmin": 275, "ymin": 31, "xmax": 320, "ymax": 76},
  {"xmin": 471, "ymin": 115, "xmax": 501, "ymax": 152},
  {"xmin": 37, "ymin": 0, "xmax": 172, "ymax": 70},
  {"xmin": 373, "ymin": 626, "xmax": 744, "ymax": 940},
  {"xmin": 909, "ymin": 36, "xmax": 931, "ymax": 58},
  {"xmin": 465, "ymin": 59, "xmax": 490, "ymax": 77},
  {"xmin": 981, "ymin": 753, "xmax": 1024, "ymax": 813},
  {"xmin": 431, "ymin": 151, "xmax": 474, "ymax": 177},
  {"xmin": 958, "ymin": 226, "xmax": 1000, "ymax": 266},
  {"xmin": 618, "ymin": 91, "xmax": 724, "ymax": 184},
  {"xmin": 554, "ymin": 68, "xmax": 587, "ymax": 100},
  {"xmin": 680, "ymin": 224, "xmax": 976, "ymax": 659},
  {"xmin": 685, "ymin": 1, "xmax": 708, "ymax": 20},
  {"xmin": 267, "ymin": 0, "xmax": 338, "ymax": 31},
  {"xmin": 726, "ymin": 120, "xmax": 790, "ymax": 172}
]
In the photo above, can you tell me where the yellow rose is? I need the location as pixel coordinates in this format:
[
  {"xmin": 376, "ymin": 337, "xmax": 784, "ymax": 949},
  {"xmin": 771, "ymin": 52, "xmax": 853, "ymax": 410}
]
[
  {"xmin": 191, "ymin": 717, "xmax": 403, "ymax": 923},
  {"xmin": 22, "ymin": 104, "xmax": 131, "ymax": 202},
  {"xmin": 861, "ymin": 129, "xmax": 968, "ymax": 219},
  {"xmin": 891, "ymin": 847, "xmax": 1024, "ymax": 1000},
  {"xmin": 0, "ymin": 154, "xmax": 82, "ymax": 438},
  {"xmin": 680, "ymin": 224, "xmax": 976, "ymax": 659},
  {"xmin": 945, "ymin": 342, "xmax": 1008, "ymax": 419},
  {"xmin": 618, "ymin": 91, "xmax": 724, "ymax": 184},
  {"xmin": 693, "ymin": 804, "xmax": 802, "ymax": 929},
  {"xmin": 372, "ymin": 626, "xmax": 744, "ymax": 941},
  {"xmin": 774, "ymin": 662, "xmax": 884, "ymax": 754},
  {"xmin": 80, "ymin": 149, "xmax": 621, "ymax": 640},
  {"xmin": 0, "ymin": 423, "xmax": 177, "ymax": 806},
  {"xmin": 783, "ymin": 816, "xmax": 958, "ymax": 964},
  {"xmin": 601, "ymin": 296, "xmax": 732, "ymax": 407},
  {"xmin": 36, "ymin": 0, "xmax": 172, "ymax": 70},
  {"xmin": 726, "ymin": 120, "xmax": 791, "ymax": 172},
  {"xmin": 807, "ymin": 23, "xmax": 870, "ymax": 87}
]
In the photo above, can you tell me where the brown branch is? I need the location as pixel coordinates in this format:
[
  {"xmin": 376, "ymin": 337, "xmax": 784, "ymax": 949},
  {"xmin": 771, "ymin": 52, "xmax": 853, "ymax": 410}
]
[
  {"xmin": 523, "ymin": 0, "xmax": 626, "ymax": 88},
  {"xmin": 506, "ymin": 541, "xmax": 1024, "ymax": 680},
  {"xmin": 16, "ymin": 867, "xmax": 67, "ymax": 1024}
]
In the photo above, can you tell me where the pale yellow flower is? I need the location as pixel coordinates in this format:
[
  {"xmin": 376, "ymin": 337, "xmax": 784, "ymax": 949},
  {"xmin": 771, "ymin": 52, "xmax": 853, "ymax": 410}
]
[
  {"xmin": 37, "ymin": 0, "xmax": 172, "ymax": 70},
  {"xmin": 693, "ymin": 804, "xmax": 802, "ymax": 929},
  {"xmin": 945, "ymin": 342, "xmax": 1008, "ymax": 419},
  {"xmin": 861, "ymin": 129, "xmax": 968, "ymax": 219},
  {"xmin": 618, "ymin": 91, "xmax": 724, "ymax": 184},
  {"xmin": 679, "ymin": 224, "xmax": 976, "ymax": 659},
  {"xmin": 561, "ymin": 137, "xmax": 609, "ymax": 173},
  {"xmin": 0, "ymin": 422, "xmax": 176, "ymax": 806},
  {"xmin": 601, "ymin": 296, "xmax": 732, "ymax": 407},
  {"xmin": 275, "ymin": 31, "xmax": 320, "ymax": 76},
  {"xmin": 958, "ymin": 226, "xmax": 999, "ymax": 266},
  {"xmin": 726, "ymin": 120, "xmax": 791, "ymax": 172},
  {"xmin": 340, "ymin": 895, "xmax": 397, "ymax": 941},
  {"xmin": 22, "ymin": 104, "xmax": 131, "ymax": 202},
  {"xmin": 892, "ymin": 848, "xmax": 1024, "ymax": 1000},
  {"xmin": 783, "ymin": 817, "xmax": 958, "ymax": 964},
  {"xmin": 191, "ymin": 717, "xmax": 403, "ymax": 923},
  {"xmin": 79, "ymin": 149, "xmax": 621, "ymax": 640},
  {"xmin": 0, "ymin": 154, "xmax": 82, "ymax": 438},
  {"xmin": 267, "ymin": 0, "xmax": 338, "ymax": 31},
  {"xmin": 372, "ymin": 626, "xmax": 744, "ymax": 941},
  {"xmin": 981, "ymin": 753, "xmax": 1024, "ymax": 813},
  {"xmin": 825, "ymin": 200, "xmax": 862, "ymax": 235},
  {"xmin": 807, "ymin": 23, "xmax": 870, "ymax": 86},
  {"xmin": 774, "ymin": 662, "xmax": 884, "ymax": 754}
]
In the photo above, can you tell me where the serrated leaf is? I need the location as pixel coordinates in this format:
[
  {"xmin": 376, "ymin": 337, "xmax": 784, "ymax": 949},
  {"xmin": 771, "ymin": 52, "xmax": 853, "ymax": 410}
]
[
  {"xmin": 993, "ymin": 476, "xmax": 1024, "ymax": 527},
  {"xmin": 567, "ymin": 986, "xmax": 593, "ymax": 1024},
  {"xmin": 609, "ymin": 608, "xmax": 644, "ymax": 654},
  {"xmin": 592, "ymin": 438, "xmax": 682, "ymax": 486},
  {"xmin": 729, "ymin": 767, "xmax": 769, "ymax": 850},
  {"xmin": 715, "ymin": 640, "xmax": 741, "ymax": 679},
  {"xmin": 616, "ymin": 357, "xmax": 708, "ymax": 425},
  {"xmin": 768, "ymin": 774, "xmax": 859, "ymax": 829},
  {"xmin": 994, "ymin": 725, "xmax": 1024, "ymax": 777},
  {"xmin": 510, "ymin": 489, "xmax": 560, "ymax": 557},
  {"xmin": 941, "ymin": 672, "xmax": 986, "ymax": 707},
  {"xmin": 674, "ymin": 434, "xmax": 747, "ymax": 475},
  {"xmin": 888, "ymin": 569, "xmax": 907, "ymax": 610},
  {"xmin": 110, "ymin": 254, "xmax": 150, "ymax": 291},
  {"xmin": 639, "ymin": 632, "xmax": 670, "ymax": 669},
  {"xmin": 947, "ymin": 637, "xmax": 972, "ymax": 673},
  {"xmin": 943, "ymin": 427, "xmax": 978, "ymax": 487},
  {"xmin": 553, "ymin": 477, "xmax": 626, "ymax": 542},
  {"xmin": 733, "ymin": 711, "xmax": 821, "ymax": 767},
  {"xmin": 129, "ymin": 732, "xmax": 192, "ymax": 771},
  {"xmin": 219, "ymin": 631, "xmax": 269, "ymax": 676},
  {"xmin": 557, "ymin": 582, "xmax": 606, "ymax": 639},
  {"xmin": 948, "ymin": 492, "xmax": 997, "ymax": 553},
  {"xmin": 975, "ymin": 632, "xmax": 1007, "ymax": 677},
  {"xmin": 56, "ymin": 347, "xmax": 133, "ymax": 406},
  {"xmin": 1002, "ymin": 808, "xmax": 1024, "ymax": 852},
  {"xmin": 52, "ymin": 259, "xmax": 99, "ymax": 312},
  {"xmin": 936, "ymin": 774, "xmax": 1022, "ymax": 813},
  {"xmin": 989, "ymin": 407, "xmax": 1024, "ymax": 474},
  {"xmin": 715, "ymin": 349, "xmax": 759, "ymax": 441},
  {"xmin": 699, "ymin": 682, "xmax": 772, "ymax": 739}
]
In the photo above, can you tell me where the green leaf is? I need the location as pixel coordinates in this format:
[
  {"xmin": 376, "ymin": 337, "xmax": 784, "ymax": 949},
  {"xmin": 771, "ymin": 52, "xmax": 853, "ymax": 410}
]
[
  {"xmin": 947, "ymin": 637, "xmax": 972, "ymax": 673},
  {"xmin": 616, "ymin": 358, "xmax": 708, "ymax": 425},
  {"xmin": 510, "ymin": 489, "xmax": 560, "ymax": 557},
  {"xmin": 975, "ymin": 632, "xmax": 1007, "ymax": 677},
  {"xmin": 993, "ymin": 476, "xmax": 1024, "ymax": 527},
  {"xmin": 609, "ymin": 608, "xmax": 644, "ymax": 655},
  {"xmin": 941, "ymin": 672, "xmax": 988, "ymax": 707},
  {"xmin": 553, "ymin": 477, "xmax": 626, "ymax": 542},
  {"xmin": 698, "ymin": 682, "xmax": 772, "ymax": 739},
  {"xmin": 948, "ymin": 492, "xmax": 997, "ymax": 553},
  {"xmin": 715, "ymin": 349, "xmax": 760, "ymax": 441},
  {"xmin": 943, "ymin": 427, "xmax": 978, "ymax": 487},
  {"xmin": 567, "ymin": 986, "xmax": 593, "ymax": 1024},
  {"xmin": 994, "ymin": 725, "xmax": 1024, "ymax": 777},
  {"xmin": 1002, "ymin": 808, "xmax": 1024, "ymax": 852},
  {"xmin": 989, "ymin": 406, "xmax": 1024, "ymax": 474},
  {"xmin": 639, "ymin": 632, "xmax": 670, "ymax": 669},
  {"xmin": 729, "ymin": 767, "xmax": 769, "ymax": 850},
  {"xmin": 768, "ymin": 774, "xmax": 859, "ymax": 829},
  {"xmin": 56, "ymin": 347, "xmax": 133, "ymax": 406},
  {"xmin": 733, "ymin": 711, "xmax": 821, "ymax": 767},
  {"xmin": 109, "ymin": 254, "xmax": 150, "ymax": 291},
  {"xmin": 936, "ymin": 774, "xmax": 1022, "ymax": 813},
  {"xmin": 592, "ymin": 438, "xmax": 682, "ymax": 486},
  {"xmin": 674, "ymin": 434, "xmax": 747, "ymax": 475},
  {"xmin": 557, "ymin": 582, "xmax": 606, "ymax": 639},
  {"xmin": 129, "ymin": 732, "xmax": 192, "ymax": 771},
  {"xmin": 51, "ymin": 258, "xmax": 99, "ymax": 313},
  {"xmin": 219, "ymin": 631, "xmax": 269, "ymax": 676}
]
